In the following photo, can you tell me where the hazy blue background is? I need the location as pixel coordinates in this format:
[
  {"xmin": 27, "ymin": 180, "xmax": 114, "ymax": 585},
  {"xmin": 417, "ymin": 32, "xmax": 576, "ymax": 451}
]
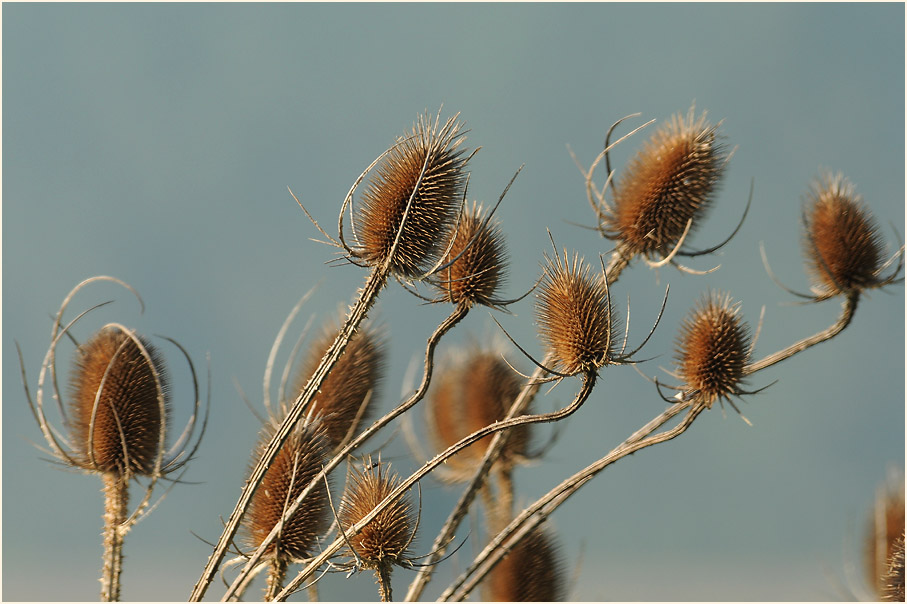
[{"xmin": 3, "ymin": 3, "xmax": 904, "ymax": 601}]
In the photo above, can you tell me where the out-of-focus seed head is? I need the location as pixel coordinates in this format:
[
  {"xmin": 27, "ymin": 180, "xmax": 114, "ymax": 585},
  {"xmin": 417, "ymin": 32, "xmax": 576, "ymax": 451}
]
[
  {"xmin": 340, "ymin": 460, "xmax": 416, "ymax": 568},
  {"xmin": 244, "ymin": 416, "xmax": 331, "ymax": 562},
  {"xmin": 436, "ymin": 202, "xmax": 508, "ymax": 308},
  {"xmin": 484, "ymin": 526, "xmax": 565, "ymax": 602},
  {"xmin": 68, "ymin": 325, "xmax": 169, "ymax": 476},
  {"xmin": 883, "ymin": 534, "xmax": 905, "ymax": 601},
  {"xmin": 536, "ymin": 251, "xmax": 616, "ymax": 376},
  {"xmin": 355, "ymin": 113, "xmax": 470, "ymax": 278},
  {"xmin": 293, "ymin": 320, "xmax": 385, "ymax": 447},
  {"xmin": 803, "ymin": 173, "xmax": 886, "ymax": 297},
  {"xmin": 428, "ymin": 349, "xmax": 528, "ymax": 477},
  {"xmin": 607, "ymin": 106, "xmax": 728, "ymax": 258},
  {"xmin": 674, "ymin": 292, "xmax": 750, "ymax": 407},
  {"xmin": 865, "ymin": 472, "xmax": 905, "ymax": 600}
]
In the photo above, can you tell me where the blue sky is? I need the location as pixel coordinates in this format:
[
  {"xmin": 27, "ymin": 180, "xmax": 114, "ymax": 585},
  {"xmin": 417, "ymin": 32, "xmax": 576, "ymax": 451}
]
[{"xmin": 3, "ymin": 3, "xmax": 904, "ymax": 601}]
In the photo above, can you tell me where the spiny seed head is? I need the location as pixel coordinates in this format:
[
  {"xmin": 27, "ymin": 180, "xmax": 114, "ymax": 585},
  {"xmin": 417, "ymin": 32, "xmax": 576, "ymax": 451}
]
[
  {"xmin": 484, "ymin": 527, "xmax": 565, "ymax": 602},
  {"xmin": 68, "ymin": 324, "xmax": 169, "ymax": 476},
  {"xmin": 865, "ymin": 473, "xmax": 905, "ymax": 599},
  {"xmin": 355, "ymin": 113, "xmax": 470, "ymax": 278},
  {"xmin": 428, "ymin": 349, "xmax": 528, "ymax": 475},
  {"xmin": 536, "ymin": 251, "xmax": 616, "ymax": 376},
  {"xmin": 675, "ymin": 291, "xmax": 750, "ymax": 407},
  {"xmin": 883, "ymin": 534, "xmax": 905, "ymax": 601},
  {"xmin": 437, "ymin": 202, "xmax": 508, "ymax": 308},
  {"xmin": 803, "ymin": 172, "xmax": 885, "ymax": 297},
  {"xmin": 244, "ymin": 416, "xmax": 331, "ymax": 562},
  {"xmin": 608, "ymin": 106, "xmax": 728, "ymax": 258},
  {"xmin": 293, "ymin": 320, "xmax": 385, "ymax": 447},
  {"xmin": 340, "ymin": 460, "xmax": 416, "ymax": 568}
]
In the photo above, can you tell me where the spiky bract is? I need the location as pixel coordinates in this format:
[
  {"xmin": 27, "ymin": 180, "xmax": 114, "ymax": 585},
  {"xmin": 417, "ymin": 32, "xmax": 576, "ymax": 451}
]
[
  {"xmin": 437, "ymin": 202, "xmax": 508, "ymax": 308},
  {"xmin": 68, "ymin": 325, "xmax": 168, "ymax": 476},
  {"xmin": 803, "ymin": 173, "xmax": 886, "ymax": 297},
  {"xmin": 355, "ymin": 113, "xmax": 470, "ymax": 278},
  {"xmin": 484, "ymin": 527, "xmax": 565, "ymax": 602},
  {"xmin": 865, "ymin": 473, "xmax": 905, "ymax": 600},
  {"xmin": 675, "ymin": 292, "xmax": 750, "ymax": 407},
  {"xmin": 606, "ymin": 106, "xmax": 727, "ymax": 258},
  {"xmin": 244, "ymin": 416, "xmax": 331, "ymax": 562},
  {"xmin": 536, "ymin": 251, "xmax": 615, "ymax": 376},
  {"xmin": 293, "ymin": 320, "xmax": 385, "ymax": 447}
]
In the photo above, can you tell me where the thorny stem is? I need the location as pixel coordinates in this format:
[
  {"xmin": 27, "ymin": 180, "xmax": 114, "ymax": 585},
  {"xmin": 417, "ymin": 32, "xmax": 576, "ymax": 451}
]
[
  {"xmin": 276, "ymin": 374, "xmax": 597, "ymax": 601},
  {"xmin": 220, "ymin": 303, "xmax": 469, "ymax": 601},
  {"xmin": 442, "ymin": 401, "xmax": 703, "ymax": 602},
  {"xmin": 377, "ymin": 562, "xmax": 393, "ymax": 602},
  {"xmin": 744, "ymin": 292, "xmax": 859, "ymax": 374},
  {"xmin": 263, "ymin": 559, "xmax": 288, "ymax": 602},
  {"xmin": 100, "ymin": 473, "xmax": 129, "ymax": 602}
]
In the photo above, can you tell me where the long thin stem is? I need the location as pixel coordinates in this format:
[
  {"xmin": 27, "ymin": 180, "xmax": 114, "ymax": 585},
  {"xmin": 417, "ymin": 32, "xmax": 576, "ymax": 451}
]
[
  {"xmin": 263, "ymin": 558, "xmax": 288, "ymax": 602},
  {"xmin": 100, "ymin": 472, "xmax": 129, "ymax": 602}
]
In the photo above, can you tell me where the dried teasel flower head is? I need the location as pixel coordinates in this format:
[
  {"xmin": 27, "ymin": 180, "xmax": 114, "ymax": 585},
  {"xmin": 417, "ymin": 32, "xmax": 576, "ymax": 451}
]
[
  {"xmin": 483, "ymin": 526, "xmax": 566, "ymax": 602},
  {"xmin": 605, "ymin": 105, "xmax": 728, "ymax": 259},
  {"xmin": 802, "ymin": 172, "xmax": 890, "ymax": 298},
  {"xmin": 434, "ymin": 201, "xmax": 509, "ymax": 309},
  {"xmin": 354, "ymin": 112, "xmax": 471, "ymax": 278},
  {"xmin": 883, "ymin": 533, "xmax": 906, "ymax": 601},
  {"xmin": 68, "ymin": 324, "xmax": 169, "ymax": 476},
  {"xmin": 865, "ymin": 470, "xmax": 905, "ymax": 600},
  {"xmin": 243, "ymin": 412, "xmax": 332, "ymax": 562},
  {"xmin": 674, "ymin": 291, "xmax": 752, "ymax": 408},
  {"xmin": 292, "ymin": 318, "xmax": 385, "ymax": 448}
]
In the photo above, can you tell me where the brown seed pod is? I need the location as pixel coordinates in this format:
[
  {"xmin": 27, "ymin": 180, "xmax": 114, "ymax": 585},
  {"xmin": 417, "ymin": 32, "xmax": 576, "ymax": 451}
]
[
  {"xmin": 436, "ymin": 202, "xmax": 508, "ymax": 308},
  {"xmin": 883, "ymin": 533, "xmax": 906, "ymax": 601},
  {"xmin": 865, "ymin": 472, "xmax": 905, "ymax": 600},
  {"xmin": 803, "ymin": 172, "xmax": 886, "ymax": 297},
  {"xmin": 354, "ymin": 113, "xmax": 470, "ymax": 278},
  {"xmin": 484, "ymin": 526, "xmax": 566, "ymax": 602},
  {"xmin": 605, "ymin": 106, "xmax": 728, "ymax": 258},
  {"xmin": 244, "ymin": 415, "xmax": 331, "ymax": 562},
  {"xmin": 293, "ymin": 320, "xmax": 385, "ymax": 448},
  {"xmin": 674, "ymin": 291, "xmax": 751, "ymax": 407},
  {"xmin": 536, "ymin": 250, "xmax": 616, "ymax": 376},
  {"xmin": 68, "ymin": 324, "xmax": 169, "ymax": 476}
]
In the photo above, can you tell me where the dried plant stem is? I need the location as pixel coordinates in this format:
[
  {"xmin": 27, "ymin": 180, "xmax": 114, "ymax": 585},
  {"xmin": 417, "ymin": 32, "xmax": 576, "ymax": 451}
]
[
  {"xmin": 220, "ymin": 304, "xmax": 469, "ymax": 601},
  {"xmin": 376, "ymin": 562, "xmax": 393, "ymax": 602},
  {"xmin": 100, "ymin": 473, "xmax": 128, "ymax": 602},
  {"xmin": 276, "ymin": 374, "xmax": 597, "ymax": 601},
  {"xmin": 264, "ymin": 558, "xmax": 288, "ymax": 601},
  {"xmin": 744, "ymin": 292, "xmax": 858, "ymax": 375},
  {"xmin": 190, "ymin": 267, "xmax": 387, "ymax": 601},
  {"xmin": 442, "ymin": 400, "xmax": 703, "ymax": 601}
]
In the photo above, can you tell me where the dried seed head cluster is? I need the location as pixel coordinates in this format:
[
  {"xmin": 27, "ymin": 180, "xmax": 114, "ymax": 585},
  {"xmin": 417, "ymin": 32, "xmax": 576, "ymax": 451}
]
[
  {"xmin": 605, "ymin": 106, "xmax": 727, "ymax": 258},
  {"xmin": 865, "ymin": 473, "xmax": 905, "ymax": 600},
  {"xmin": 355, "ymin": 113, "xmax": 470, "ymax": 278},
  {"xmin": 244, "ymin": 415, "xmax": 331, "ymax": 562},
  {"xmin": 484, "ymin": 527, "xmax": 565, "ymax": 602},
  {"xmin": 674, "ymin": 292, "xmax": 751, "ymax": 407},
  {"xmin": 293, "ymin": 320, "xmax": 385, "ymax": 448},
  {"xmin": 536, "ymin": 250, "xmax": 616, "ymax": 376},
  {"xmin": 803, "ymin": 173, "xmax": 886, "ymax": 297},
  {"xmin": 436, "ymin": 202, "xmax": 508, "ymax": 308},
  {"xmin": 428, "ymin": 350, "xmax": 528, "ymax": 478},
  {"xmin": 68, "ymin": 325, "xmax": 169, "ymax": 476}
]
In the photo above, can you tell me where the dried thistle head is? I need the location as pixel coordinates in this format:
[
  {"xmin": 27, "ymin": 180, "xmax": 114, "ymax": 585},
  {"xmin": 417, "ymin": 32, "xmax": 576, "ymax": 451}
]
[
  {"xmin": 339, "ymin": 458, "xmax": 417, "ymax": 569},
  {"xmin": 604, "ymin": 105, "xmax": 728, "ymax": 259},
  {"xmin": 673, "ymin": 291, "xmax": 752, "ymax": 408},
  {"xmin": 803, "ymin": 172, "xmax": 888, "ymax": 298},
  {"xmin": 484, "ymin": 526, "xmax": 565, "ymax": 602},
  {"xmin": 536, "ymin": 250, "xmax": 617, "ymax": 376},
  {"xmin": 865, "ymin": 471, "xmax": 905, "ymax": 600},
  {"xmin": 354, "ymin": 112, "xmax": 471, "ymax": 278},
  {"xmin": 435, "ymin": 201, "xmax": 509, "ymax": 308},
  {"xmin": 68, "ymin": 324, "xmax": 169, "ymax": 476},
  {"xmin": 243, "ymin": 413, "xmax": 331, "ymax": 562},
  {"xmin": 293, "ymin": 319, "xmax": 385, "ymax": 448}
]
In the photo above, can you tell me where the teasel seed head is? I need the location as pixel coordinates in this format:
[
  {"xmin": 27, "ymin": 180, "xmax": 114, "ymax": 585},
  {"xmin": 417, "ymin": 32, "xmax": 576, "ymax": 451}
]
[
  {"xmin": 865, "ymin": 471, "xmax": 905, "ymax": 600},
  {"xmin": 68, "ymin": 324, "xmax": 169, "ymax": 476},
  {"xmin": 484, "ymin": 526, "xmax": 566, "ymax": 602},
  {"xmin": 340, "ymin": 459, "xmax": 417, "ymax": 569},
  {"xmin": 674, "ymin": 291, "xmax": 751, "ymax": 407},
  {"xmin": 436, "ymin": 201, "xmax": 508, "ymax": 309},
  {"xmin": 606, "ymin": 106, "xmax": 728, "ymax": 259},
  {"xmin": 355, "ymin": 112, "xmax": 471, "ymax": 278},
  {"xmin": 293, "ymin": 319, "xmax": 385, "ymax": 448},
  {"xmin": 244, "ymin": 413, "xmax": 332, "ymax": 562},
  {"xmin": 536, "ymin": 250, "xmax": 617, "ymax": 376},
  {"xmin": 803, "ymin": 172, "xmax": 886, "ymax": 297},
  {"xmin": 883, "ymin": 533, "xmax": 906, "ymax": 601}
]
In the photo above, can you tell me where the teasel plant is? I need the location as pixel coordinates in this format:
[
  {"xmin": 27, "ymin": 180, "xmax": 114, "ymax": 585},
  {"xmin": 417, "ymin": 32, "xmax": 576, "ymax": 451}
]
[
  {"xmin": 17, "ymin": 275, "xmax": 208, "ymax": 601},
  {"xmin": 864, "ymin": 469, "xmax": 905, "ymax": 601},
  {"xmin": 481, "ymin": 523, "xmax": 566, "ymax": 602}
]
